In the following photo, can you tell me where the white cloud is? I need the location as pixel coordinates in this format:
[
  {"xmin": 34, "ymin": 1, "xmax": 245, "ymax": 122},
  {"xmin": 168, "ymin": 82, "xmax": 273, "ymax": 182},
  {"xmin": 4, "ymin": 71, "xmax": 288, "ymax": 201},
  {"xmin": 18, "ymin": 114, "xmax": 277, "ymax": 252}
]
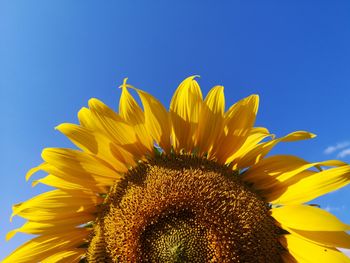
[
  {"xmin": 337, "ymin": 148, "xmax": 350, "ymax": 159},
  {"xmin": 324, "ymin": 141, "xmax": 350, "ymax": 154},
  {"xmin": 323, "ymin": 205, "xmax": 346, "ymax": 212}
]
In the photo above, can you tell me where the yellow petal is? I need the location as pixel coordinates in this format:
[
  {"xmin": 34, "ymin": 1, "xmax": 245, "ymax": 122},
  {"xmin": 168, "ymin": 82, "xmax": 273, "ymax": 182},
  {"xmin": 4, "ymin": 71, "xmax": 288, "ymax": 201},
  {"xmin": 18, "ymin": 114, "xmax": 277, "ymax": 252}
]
[
  {"xmin": 78, "ymin": 106, "xmax": 135, "ymax": 162},
  {"xmin": 243, "ymin": 155, "xmax": 346, "ymax": 190},
  {"xmin": 41, "ymin": 249, "xmax": 85, "ymax": 263},
  {"xmin": 26, "ymin": 163, "xmax": 48, "ymax": 181},
  {"xmin": 11, "ymin": 189, "xmax": 101, "ymax": 222},
  {"xmin": 243, "ymin": 155, "xmax": 308, "ymax": 186},
  {"xmin": 7, "ymin": 214, "xmax": 94, "ymax": 240},
  {"xmin": 77, "ymin": 107, "xmax": 96, "ymax": 129},
  {"xmin": 268, "ymin": 165, "xmax": 350, "ymax": 204},
  {"xmin": 214, "ymin": 94, "xmax": 259, "ymax": 163},
  {"xmin": 235, "ymin": 131, "xmax": 316, "ymax": 169},
  {"xmin": 170, "ymin": 76, "xmax": 202, "ymax": 152},
  {"xmin": 119, "ymin": 80, "xmax": 144, "ymax": 125},
  {"xmin": 133, "ymin": 87, "xmax": 172, "ymax": 153},
  {"xmin": 287, "ymin": 228, "xmax": 350, "ymax": 249},
  {"xmin": 55, "ymin": 123, "xmax": 98, "ymax": 153},
  {"xmin": 33, "ymin": 174, "xmax": 106, "ymax": 193},
  {"xmin": 271, "ymin": 205, "xmax": 350, "ymax": 231},
  {"xmin": 3, "ymin": 229, "xmax": 89, "ymax": 263},
  {"xmin": 119, "ymin": 83, "xmax": 153, "ymax": 151},
  {"xmin": 197, "ymin": 85, "xmax": 225, "ymax": 155},
  {"xmin": 30, "ymin": 163, "xmax": 113, "ymax": 193},
  {"xmin": 280, "ymin": 234, "xmax": 350, "ymax": 262},
  {"xmin": 88, "ymin": 98, "xmax": 136, "ymax": 143},
  {"xmin": 55, "ymin": 123, "xmax": 134, "ymax": 169},
  {"xmin": 88, "ymin": 98, "xmax": 148, "ymax": 159},
  {"xmin": 41, "ymin": 148, "xmax": 124, "ymax": 183},
  {"xmin": 226, "ymin": 127, "xmax": 273, "ymax": 166}
]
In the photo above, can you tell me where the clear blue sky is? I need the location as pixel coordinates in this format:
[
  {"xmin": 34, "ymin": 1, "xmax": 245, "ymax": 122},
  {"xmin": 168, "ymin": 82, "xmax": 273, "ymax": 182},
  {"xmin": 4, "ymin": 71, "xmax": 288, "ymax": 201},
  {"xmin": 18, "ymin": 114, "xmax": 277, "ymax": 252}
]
[{"xmin": 1, "ymin": 1, "xmax": 350, "ymax": 259}]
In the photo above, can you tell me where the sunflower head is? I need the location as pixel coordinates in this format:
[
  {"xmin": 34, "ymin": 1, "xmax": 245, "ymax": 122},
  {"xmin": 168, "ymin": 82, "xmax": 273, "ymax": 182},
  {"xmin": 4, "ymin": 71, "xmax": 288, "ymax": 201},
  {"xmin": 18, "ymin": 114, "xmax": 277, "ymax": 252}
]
[{"xmin": 4, "ymin": 76, "xmax": 350, "ymax": 262}]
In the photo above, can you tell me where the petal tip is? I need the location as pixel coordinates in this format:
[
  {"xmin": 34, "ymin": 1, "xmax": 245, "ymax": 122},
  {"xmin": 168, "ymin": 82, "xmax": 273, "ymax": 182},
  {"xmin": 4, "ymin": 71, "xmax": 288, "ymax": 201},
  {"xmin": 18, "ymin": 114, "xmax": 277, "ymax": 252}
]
[
  {"xmin": 6, "ymin": 230, "xmax": 16, "ymax": 241},
  {"xmin": 54, "ymin": 123, "xmax": 67, "ymax": 131},
  {"xmin": 25, "ymin": 165, "xmax": 41, "ymax": 181},
  {"xmin": 185, "ymin": 75, "xmax": 200, "ymax": 82},
  {"xmin": 88, "ymin": 98, "xmax": 103, "ymax": 108},
  {"xmin": 119, "ymin": 77, "xmax": 133, "ymax": 89}
]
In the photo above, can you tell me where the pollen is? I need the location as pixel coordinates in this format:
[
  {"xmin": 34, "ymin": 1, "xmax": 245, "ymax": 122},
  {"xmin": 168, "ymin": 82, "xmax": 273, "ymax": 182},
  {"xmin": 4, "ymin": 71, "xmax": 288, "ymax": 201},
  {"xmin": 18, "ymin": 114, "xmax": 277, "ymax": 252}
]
[{"xmin": 87, "ymin": 155, "xmax": 284, "ymax": 262}]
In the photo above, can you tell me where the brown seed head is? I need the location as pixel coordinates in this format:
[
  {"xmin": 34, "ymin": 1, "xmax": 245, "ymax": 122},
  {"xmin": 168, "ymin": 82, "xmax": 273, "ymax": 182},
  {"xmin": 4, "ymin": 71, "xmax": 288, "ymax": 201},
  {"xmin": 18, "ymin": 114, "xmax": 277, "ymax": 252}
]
[{"xmin": 87, "ymin": 155, "xmax": 284, "ymax": 262}]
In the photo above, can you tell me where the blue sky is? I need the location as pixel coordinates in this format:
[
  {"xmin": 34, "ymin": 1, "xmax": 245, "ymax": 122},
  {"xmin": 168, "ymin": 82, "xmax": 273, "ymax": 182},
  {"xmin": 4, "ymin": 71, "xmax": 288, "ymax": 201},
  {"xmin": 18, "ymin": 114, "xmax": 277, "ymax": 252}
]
[{"xmin": 1, "ymin": 0, "xmax": 350, "ymax": 259}]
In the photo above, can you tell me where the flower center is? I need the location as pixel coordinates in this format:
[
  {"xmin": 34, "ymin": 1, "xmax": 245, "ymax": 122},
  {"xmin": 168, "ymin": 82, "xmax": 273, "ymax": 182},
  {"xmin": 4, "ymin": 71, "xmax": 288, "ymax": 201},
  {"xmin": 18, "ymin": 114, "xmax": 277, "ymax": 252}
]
[
  {"xmin": 140, "ymin": 210, "xmax": 215, "ymax": 262},
  {"xmin": 87, "ymin": 155, "xmax": 284, "ymax": 262}
]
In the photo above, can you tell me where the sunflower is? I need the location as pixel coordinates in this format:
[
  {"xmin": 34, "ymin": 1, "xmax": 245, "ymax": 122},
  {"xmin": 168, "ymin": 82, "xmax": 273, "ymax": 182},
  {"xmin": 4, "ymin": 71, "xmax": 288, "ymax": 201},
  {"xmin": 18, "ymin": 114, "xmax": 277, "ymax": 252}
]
[{"xmin": 4, "ymin": 76, "xmax": 350, "ymax": 262}]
